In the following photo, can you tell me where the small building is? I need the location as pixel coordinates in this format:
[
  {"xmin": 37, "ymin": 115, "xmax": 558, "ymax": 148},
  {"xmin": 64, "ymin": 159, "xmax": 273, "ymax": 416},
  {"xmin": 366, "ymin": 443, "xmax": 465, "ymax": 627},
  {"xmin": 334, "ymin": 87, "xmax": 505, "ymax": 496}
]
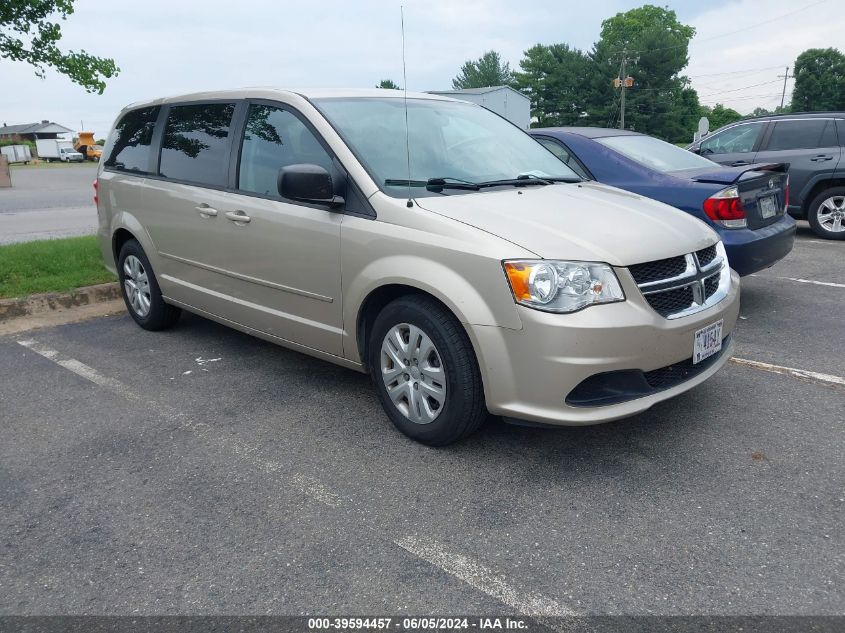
[
  {"xmin": 0, "ymin": 120, "xmax": 74, "ymax": 143},
  {"xmin": 426, "ymin": 86, "xmax": 531, "ymax": 129}
]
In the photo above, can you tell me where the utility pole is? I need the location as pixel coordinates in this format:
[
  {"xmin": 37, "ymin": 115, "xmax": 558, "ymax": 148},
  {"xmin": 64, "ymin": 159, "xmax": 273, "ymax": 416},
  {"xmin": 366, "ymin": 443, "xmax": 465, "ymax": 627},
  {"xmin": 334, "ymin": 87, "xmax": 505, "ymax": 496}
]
[
  {"xmin": 778, "ymin": 66, "xmax": 792, "ymax": 110},
  {"xmin": 613, "ymin": 49, "xmax": 635, "ymax": 130}
]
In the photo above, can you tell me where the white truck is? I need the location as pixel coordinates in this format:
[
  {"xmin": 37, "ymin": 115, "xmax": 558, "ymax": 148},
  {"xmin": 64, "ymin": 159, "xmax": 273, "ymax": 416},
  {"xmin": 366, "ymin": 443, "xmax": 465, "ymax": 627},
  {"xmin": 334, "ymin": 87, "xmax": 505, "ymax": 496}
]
[{"xmin": 35, "ymin": 139, "xmax": 84, "ymax": 162}]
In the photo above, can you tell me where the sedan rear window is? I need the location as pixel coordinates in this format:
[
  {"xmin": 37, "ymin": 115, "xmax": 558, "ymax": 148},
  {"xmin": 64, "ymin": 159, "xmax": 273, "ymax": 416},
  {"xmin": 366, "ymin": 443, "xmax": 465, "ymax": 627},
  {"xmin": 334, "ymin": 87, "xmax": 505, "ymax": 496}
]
[{"xmin": 596, "ymin": 134, "xmax": 717, "ymax": 173}]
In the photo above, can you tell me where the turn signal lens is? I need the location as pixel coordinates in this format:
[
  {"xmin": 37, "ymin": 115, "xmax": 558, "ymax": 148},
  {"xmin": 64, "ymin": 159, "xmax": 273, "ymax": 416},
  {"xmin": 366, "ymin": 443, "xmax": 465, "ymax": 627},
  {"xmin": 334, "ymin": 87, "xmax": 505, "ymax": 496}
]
[
  {"xmin": 93, "ymin": 179, "xmax": 99, "ymax": 207},
  {"xmin": 503, "ymin": 260, "xmax": 624, "ymax": 313},
  {"xmin": 703, "ymin": 186, "xmax": 747, "ymax": 228}
]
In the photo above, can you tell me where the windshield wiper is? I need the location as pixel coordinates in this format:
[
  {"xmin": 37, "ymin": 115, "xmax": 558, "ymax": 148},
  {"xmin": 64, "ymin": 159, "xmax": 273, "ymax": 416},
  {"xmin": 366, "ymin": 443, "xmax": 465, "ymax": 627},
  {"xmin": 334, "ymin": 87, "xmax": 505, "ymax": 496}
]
[
  {"xmin": 384, "ymin": 177, "xmax": 480, "ymax": 191},
  {"xmin": 476, "ymin": 174, "xmax": 554, "ymax": 188}
]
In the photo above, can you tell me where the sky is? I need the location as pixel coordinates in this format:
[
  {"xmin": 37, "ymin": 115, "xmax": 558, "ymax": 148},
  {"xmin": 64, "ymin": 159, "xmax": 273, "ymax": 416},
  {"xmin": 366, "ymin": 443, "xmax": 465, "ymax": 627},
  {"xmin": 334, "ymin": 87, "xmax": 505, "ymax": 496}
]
[{"xmin": 1, "ymin": 0, "xmax": 842, "ymax": 140}]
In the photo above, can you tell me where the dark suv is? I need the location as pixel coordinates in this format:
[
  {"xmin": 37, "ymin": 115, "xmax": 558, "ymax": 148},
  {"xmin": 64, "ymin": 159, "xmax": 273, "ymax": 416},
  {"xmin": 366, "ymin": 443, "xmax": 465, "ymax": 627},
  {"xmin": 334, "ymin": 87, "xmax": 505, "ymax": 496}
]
[{"xmin": 688, "ymin": 113, "xmax": 844, "ymax": 239}]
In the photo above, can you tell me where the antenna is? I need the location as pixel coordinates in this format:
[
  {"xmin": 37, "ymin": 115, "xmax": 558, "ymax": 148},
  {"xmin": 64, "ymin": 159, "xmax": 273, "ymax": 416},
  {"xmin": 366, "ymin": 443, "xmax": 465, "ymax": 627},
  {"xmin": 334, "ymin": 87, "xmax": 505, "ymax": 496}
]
[{"xmin": 401, "ymin": 6, "xmax": 413, "ymax": 208}]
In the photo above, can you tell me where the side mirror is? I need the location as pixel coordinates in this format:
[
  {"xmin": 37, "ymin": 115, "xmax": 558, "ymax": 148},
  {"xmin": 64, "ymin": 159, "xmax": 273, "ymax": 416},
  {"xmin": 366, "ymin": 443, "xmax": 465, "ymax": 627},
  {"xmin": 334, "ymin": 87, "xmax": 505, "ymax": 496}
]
[
  {"xmin": 690, "ymin": 147, "xmax": 702, "ymax": 155},
  {"xmin": 278, "ymin": 164, "xmax": 344, "ymax": 208}
]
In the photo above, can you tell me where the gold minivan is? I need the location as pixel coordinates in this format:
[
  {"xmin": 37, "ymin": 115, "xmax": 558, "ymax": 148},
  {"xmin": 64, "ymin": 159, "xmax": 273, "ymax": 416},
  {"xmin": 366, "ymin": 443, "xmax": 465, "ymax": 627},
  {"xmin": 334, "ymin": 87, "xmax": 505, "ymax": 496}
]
[{"xmin": 97, "ymin": 89, "xmax": 740, "ymax": 445}]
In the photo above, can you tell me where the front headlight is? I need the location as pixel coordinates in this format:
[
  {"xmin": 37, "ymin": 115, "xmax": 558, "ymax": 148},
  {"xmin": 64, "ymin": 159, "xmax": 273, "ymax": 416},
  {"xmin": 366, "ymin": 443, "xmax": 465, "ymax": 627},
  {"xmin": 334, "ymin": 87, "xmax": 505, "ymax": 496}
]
[{"xmin": 503, "ymin": 260, "xmax": 625, "ymax": 313}]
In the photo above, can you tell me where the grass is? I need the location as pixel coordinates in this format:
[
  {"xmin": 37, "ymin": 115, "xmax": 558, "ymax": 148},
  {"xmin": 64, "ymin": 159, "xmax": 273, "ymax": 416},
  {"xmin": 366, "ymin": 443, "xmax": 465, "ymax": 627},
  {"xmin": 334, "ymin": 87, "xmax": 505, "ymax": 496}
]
[{"xmin": 0, "ymin": 235, "xmax": 116, "ymax": 299}]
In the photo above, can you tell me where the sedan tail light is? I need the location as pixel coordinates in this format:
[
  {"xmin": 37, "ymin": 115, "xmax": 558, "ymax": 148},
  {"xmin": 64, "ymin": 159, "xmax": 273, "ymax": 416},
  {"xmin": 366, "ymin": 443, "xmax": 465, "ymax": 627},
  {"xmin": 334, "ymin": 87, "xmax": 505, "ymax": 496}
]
[
  {"xmin": 703, "ymin": 186, "xmax": 747, "ymax": 229},
  {"xmin": 93, "ymin": 179, "xmax": 99, "ymax": 207}
]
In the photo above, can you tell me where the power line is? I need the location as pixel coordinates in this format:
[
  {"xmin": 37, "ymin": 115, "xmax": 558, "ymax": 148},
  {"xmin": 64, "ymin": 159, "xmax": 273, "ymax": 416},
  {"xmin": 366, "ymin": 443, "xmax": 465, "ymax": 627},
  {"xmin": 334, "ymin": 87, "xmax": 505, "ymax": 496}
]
[
  {"xmin": 688, "ymin": 65, "xmax": 785, "ymax": 79},
  {"xmin": 605, "ymin": 0, "xmax": 827, "ymax": 57},
  {"xmin": 697, "ymin": 79, "xmax": 783, "ymax": 97}
]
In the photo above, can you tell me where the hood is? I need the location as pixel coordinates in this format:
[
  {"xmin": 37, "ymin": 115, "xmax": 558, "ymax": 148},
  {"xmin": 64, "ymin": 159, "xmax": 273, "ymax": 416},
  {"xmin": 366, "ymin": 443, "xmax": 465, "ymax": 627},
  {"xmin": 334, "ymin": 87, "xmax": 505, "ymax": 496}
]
[
  {"xmin": 414, "ymin": 182, "xmax": 718, "ymax": 266},
  {"xmin": 674, "ymin": 163, "xmax": 788, "ymax": 185}
]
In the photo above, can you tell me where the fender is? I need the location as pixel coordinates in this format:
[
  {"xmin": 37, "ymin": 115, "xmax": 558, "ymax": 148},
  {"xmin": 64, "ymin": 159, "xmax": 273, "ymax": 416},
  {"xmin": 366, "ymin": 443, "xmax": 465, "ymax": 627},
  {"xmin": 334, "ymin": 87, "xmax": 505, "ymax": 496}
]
[{"xmin": 342, "ymin": 254, "xmax": 524, "ymax": 363}]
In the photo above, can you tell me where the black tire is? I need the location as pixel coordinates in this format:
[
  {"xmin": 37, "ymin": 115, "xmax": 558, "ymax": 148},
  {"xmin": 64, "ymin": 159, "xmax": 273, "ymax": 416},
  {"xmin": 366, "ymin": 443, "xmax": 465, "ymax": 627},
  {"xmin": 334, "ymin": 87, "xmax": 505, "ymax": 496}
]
[
  {"xmin": 117, "ymin": 239, "xmax": 181, "ymax": 330},
  {"xmin": 368, "ymin": 294, "xmax": 486, "ymax": 446},
  {"xmin": 807, "ymin": 187, "xmax": 845, "ymax": 240}
]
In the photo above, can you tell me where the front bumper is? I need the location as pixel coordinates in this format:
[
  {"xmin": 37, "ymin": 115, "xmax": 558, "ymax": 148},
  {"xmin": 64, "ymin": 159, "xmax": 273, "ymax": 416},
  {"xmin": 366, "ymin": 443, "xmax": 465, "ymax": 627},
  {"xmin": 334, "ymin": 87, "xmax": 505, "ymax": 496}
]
[{"xmin": 467, "ymin": 269, "xmax": 740, "ymax": 426}]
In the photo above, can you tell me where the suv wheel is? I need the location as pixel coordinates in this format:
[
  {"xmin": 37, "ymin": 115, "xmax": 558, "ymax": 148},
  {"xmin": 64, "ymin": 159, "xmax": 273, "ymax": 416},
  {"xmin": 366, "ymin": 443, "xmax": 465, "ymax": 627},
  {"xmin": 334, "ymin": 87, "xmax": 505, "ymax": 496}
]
[
  {"xmin": 368, "ymin": 295, "xmax": 486, "ymax": 446},
  {"xmin": 117, "ymin": 239, "xmax": 181, "ymax": 330},
  {"xmin": 807, "ymin": 187, "xmax": 845, "ymax": 240}
]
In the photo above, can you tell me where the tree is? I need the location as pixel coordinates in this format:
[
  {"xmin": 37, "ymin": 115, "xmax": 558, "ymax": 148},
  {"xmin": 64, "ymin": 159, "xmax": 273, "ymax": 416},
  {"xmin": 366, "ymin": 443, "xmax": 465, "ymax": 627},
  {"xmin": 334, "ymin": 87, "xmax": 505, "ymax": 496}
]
[
  {"xmin": 376, "ymin": 79, "xmax": 401, "ymax": 89},
  {"xmin": 747, "ymin": 105, "xmax": 788, "ymax": 118},
  {"xmin": 513, "ymin": 44, "xmax": 592, "ymax": 127},
  {"xmin": 452, "ymin": 50, "xmax": 513, "ymax": 89},
  {"xmin": 700, "ymin": 103, "xmax": 743, "ymax": 130},
  {"xmin": 1, "ymin": 0, "xmax": 118, "ymax": 93},
  {"xmin": 791, "ymin": 48, "xmax": 845, "ymax": 111},
  {"xmin": 584, "ymin": 5, "xmax": 699, "ymax": 142}
]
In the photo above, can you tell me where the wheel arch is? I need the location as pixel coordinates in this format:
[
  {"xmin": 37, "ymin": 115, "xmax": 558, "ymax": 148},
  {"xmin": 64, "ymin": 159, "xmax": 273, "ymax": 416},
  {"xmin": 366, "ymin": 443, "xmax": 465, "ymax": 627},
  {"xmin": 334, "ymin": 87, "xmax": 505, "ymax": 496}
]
[{"xmin": 801, "ymin": 177, "xmax": 845, "ymax": 216}]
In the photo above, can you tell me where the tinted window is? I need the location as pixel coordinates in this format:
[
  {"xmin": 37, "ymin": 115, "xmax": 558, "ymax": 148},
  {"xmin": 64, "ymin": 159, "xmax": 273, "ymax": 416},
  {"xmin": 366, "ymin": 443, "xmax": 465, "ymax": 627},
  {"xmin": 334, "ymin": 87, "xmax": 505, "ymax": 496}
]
[
  {"xmin": 536, "ymin": 137, "xmax": 590, "ymax": 179},
  {"xmin": 700, "ymin": 122, "xmax": 764, "ymax": 155},
  {"xmin": 238, "ymin": 104, "xmax": 332, "ymax": 197},
  {"xmin": 597, "ymin": 134, "xmax": 717, "ymax": 172},
  {"xmin": 537, "ymin": 137, "xmax": 571, "ymax": 162},
  {"xmin": 766, "ymin": 119, "xmax": 834, "ymax": 151},
  {"xmin": 104, "ymin": 106, "xmax": 160, "ymax": 173},
  {"xmin": 159, "ymin": 103, "xmax": 235, "ymax": 187}
]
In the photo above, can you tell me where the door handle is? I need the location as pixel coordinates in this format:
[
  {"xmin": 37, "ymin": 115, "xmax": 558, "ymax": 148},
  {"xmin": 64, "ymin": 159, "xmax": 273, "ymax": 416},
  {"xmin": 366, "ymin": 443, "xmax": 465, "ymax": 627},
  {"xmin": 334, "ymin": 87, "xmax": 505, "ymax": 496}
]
[
  {"xmin": 195, "ymin": 204, "xmax": 218, "ymax": 218},
  {"xmin": 224, "ymin": 210, "xmax": 251, "ymax": 224},
  {"xmin": 730, "ymin": 160, "xmax": 750, "ymax": 166},
  {"xmin": 810, "ymin": 155, "xmax": 833, "ymax": 162}
]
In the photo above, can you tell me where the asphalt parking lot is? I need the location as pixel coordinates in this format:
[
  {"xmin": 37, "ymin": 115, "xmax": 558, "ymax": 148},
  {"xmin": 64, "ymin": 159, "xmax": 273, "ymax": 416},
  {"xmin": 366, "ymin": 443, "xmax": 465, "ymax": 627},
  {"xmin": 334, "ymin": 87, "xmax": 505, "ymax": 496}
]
[
  {"xmin": 1, "ymin": 224, "xmax": 843, "ymax": 618},
  {"xmin": 0, "ymin": 165, "xmax": 98, "ymax": 244}
]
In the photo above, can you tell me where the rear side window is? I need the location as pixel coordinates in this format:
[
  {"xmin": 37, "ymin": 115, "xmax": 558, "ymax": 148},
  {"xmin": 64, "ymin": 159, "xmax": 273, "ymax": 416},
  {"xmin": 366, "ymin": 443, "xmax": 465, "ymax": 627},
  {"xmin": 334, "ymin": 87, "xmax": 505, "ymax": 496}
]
[
  {"xmin": 159, "ymin": 103, "xmax": 236, "ymax": 187},
  {"xmin": 238, "ymin": 104, "xmax": 333, "ymax": 197},
  {"xmin": 104, "ymin": 106, "xmax": 160, "ymax": 173},
  {"xmin": 765, "ymin": 119, "xmax": 835, "ymax": 151}
]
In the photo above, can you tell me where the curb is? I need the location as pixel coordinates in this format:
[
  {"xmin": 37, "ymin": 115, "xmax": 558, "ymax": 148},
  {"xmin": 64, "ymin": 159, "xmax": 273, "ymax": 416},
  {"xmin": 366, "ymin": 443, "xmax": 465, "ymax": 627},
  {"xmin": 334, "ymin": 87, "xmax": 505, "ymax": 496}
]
[{"xmin": 0, "ymin": 282, "xmax": 121, "ymax": 322}]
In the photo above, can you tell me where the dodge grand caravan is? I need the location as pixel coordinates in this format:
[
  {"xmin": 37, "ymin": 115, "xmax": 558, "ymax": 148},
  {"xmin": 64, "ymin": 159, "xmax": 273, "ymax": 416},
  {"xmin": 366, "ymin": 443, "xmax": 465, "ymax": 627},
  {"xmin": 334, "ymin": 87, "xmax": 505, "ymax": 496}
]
[{"xmin": 97, "ymin": 89, "xmax": 740, "ymax": 445}]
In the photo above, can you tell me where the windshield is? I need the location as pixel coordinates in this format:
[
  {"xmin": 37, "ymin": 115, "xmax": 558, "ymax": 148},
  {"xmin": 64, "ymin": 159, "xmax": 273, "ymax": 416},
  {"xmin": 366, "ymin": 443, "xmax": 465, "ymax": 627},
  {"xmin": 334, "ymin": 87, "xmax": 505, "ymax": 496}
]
[
  {"xmin": 313, "ymin": 97, "xmax": 578, "ymax": 196},
  {"xmin": 596, "ymin": 134, "xmax": 717, "ymax": 173}
]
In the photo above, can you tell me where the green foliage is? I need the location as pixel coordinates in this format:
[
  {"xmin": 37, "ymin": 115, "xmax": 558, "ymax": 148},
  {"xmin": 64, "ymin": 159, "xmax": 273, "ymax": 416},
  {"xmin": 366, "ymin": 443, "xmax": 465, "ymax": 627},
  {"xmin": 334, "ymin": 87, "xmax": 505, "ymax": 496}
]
[
  {"xmin": 514, "ymin": 44, "xmax": 592, "ymax": 127},
  {"xmin": 0, "ymin": 235, "xmax": 115, "ymax": 298},
  {"xmin": 748, "ymin": 106, "xmax": 789, "ymax": 118},
  {"xmin": 376, "ymin": 79, "xmax": 401, "ymax": 89},
  {"xmin": 452, "ymin": 50, "xmax": 513, "ymax": 89},
  {"xmin": 700, "ymin": 103, "xmax": 743, "ymax": 130},
  {"xmin": 95, "ymin": 138, "xmax": 106, "ymax": 145},
  {"xmin": 585, "ymin": 5, "xmax": 699, "ymax": 142},
  {"xmin": 1, "ymin": 0, "xmax": 119, "ymax": 93},
  {"xmin": 0, "ymin": 139, "xmax": 36, "ymax": 151},
  {"xmin": 791, "ymin": 48, "xmax": 845, "ymax": 111}
]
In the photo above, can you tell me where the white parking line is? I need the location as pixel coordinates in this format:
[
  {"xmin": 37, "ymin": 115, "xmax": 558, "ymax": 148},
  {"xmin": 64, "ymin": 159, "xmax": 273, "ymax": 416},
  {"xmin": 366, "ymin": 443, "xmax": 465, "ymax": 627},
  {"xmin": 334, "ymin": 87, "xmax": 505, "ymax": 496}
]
[
  {"xmin": 395, "ymin": 535, "xmax": 577, "ymax": 618},
  {"xmin": 731, "ymin": 357, "xmax": 845, "ymax": 388},
  {"xmin": 19, "ymin": 337, "xmax": 579, "ymax": 618},
  {"xmin": 17, "ymin": 338, "xmax": 340, "ymax": 507},
  {"xmin": 749, "ymin": 274, "xmax": 845, "ymax": 289}
]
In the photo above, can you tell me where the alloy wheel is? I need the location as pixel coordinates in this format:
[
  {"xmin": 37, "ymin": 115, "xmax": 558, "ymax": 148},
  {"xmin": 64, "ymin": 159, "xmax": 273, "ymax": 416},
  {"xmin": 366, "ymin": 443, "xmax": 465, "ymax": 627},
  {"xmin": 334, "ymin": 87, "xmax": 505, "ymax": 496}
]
[{"xmin": 817, "ymin": 195, "xmax": 845, "ymax": 233}]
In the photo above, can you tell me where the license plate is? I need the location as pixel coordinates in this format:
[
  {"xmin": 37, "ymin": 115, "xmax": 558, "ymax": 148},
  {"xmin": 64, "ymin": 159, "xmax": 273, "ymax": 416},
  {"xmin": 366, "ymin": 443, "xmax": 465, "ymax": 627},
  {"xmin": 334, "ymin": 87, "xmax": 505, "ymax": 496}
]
[
  {"xmin": 693, "ymin": 320, "xmax": 723, "ymax": 364},
  {"xmin": 759, "ymin": 195, "xmax": 778, "ymax": 219}
]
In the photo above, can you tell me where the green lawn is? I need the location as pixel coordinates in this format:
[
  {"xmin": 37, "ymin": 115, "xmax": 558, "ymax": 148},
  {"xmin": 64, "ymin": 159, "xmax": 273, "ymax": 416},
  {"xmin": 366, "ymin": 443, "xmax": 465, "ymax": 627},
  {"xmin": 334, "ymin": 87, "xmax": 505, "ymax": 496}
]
[{"xmin": 0, "ymin": 236, "xmax": 116, "ymax": 299}]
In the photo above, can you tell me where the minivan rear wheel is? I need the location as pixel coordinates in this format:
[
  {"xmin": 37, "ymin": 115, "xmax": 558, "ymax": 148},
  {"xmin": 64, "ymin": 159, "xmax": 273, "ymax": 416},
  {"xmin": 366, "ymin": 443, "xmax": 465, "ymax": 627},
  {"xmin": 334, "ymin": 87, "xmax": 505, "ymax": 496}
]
[
  {"xmin": 368, "ymin": 295, "xmax": 486, "ymax": 445},
  {"xmin": 117, "ymin": 239, "xmax": 181, "ymax": 330},
  {"xmin": 807, "ymin": 187, "xmax": 845, "ymax": 240}
]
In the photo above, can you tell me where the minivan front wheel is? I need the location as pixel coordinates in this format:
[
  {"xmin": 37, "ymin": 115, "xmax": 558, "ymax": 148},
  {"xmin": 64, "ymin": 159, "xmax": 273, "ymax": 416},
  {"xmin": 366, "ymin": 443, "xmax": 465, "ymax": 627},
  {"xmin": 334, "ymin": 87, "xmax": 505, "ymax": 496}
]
[
  {"xmin": 368, "ymin": 295, "xmax": 486, "ymax": 445},
  {"xmin": 808, "ymin": 187, "xmax": 845, "ymax": 240},
  {"xmin": 117, "ymin": 239, "xmax": 181, "ymax": 330}
]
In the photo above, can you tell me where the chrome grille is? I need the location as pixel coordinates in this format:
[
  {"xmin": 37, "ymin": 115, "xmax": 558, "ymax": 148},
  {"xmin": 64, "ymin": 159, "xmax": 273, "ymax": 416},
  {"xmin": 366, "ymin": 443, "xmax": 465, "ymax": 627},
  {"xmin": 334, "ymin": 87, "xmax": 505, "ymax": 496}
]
[{"xmin": 630, "ymin": 242, "xmax": 730, "ymax": 319}]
